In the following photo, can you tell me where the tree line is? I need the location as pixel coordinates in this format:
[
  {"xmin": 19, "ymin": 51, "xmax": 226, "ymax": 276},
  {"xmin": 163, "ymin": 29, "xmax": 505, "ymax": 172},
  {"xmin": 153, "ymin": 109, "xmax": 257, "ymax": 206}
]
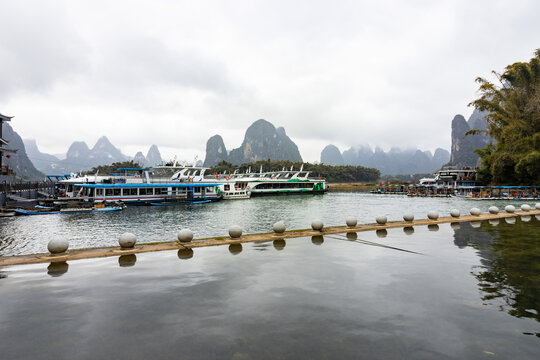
[{"xmin": 208, "ymin": 160, "xmax": 380, "ymax": 183}]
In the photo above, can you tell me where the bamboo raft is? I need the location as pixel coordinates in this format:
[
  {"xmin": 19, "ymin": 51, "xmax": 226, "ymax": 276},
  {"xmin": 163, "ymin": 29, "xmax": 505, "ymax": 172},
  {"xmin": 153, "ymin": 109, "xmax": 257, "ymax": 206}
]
[{"xmin": 1, "ymin": 209, "xmax": 538, "ymax": 267}]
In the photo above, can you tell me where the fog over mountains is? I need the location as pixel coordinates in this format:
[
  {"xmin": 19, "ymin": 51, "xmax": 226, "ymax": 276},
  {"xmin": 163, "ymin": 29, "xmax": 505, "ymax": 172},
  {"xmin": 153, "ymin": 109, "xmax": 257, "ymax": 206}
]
[
  {"xmin": 23, "ymin": 137, "xmax": 163, "ymax": 174},
  {"xmin": 2, "ymin": 122, "xmax": 44, "ymax": 180},
  {"xmin": 320, "ymin": 109, "xmax": 491, "ymax": 175},
  {"xmin": 5, "ymin": 108, "xmax": 490, "ymax": 180},
  {"xmin": 321, "ymin": 144, "xmax": 450, "ymax": 175}
]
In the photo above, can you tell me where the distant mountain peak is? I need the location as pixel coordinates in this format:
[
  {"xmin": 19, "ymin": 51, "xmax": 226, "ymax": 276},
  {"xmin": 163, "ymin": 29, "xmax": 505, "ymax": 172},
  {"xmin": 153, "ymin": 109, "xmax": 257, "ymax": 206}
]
[{"xmin": 203, "ymin": 120, "xmax": 303, "ymax": 166}]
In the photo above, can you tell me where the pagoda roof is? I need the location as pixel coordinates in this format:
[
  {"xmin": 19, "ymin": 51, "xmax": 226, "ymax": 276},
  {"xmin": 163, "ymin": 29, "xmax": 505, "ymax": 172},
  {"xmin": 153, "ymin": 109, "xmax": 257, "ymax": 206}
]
[{"xmin": 0, "ymin": 113, "xmax": 13, "ymax": 122}]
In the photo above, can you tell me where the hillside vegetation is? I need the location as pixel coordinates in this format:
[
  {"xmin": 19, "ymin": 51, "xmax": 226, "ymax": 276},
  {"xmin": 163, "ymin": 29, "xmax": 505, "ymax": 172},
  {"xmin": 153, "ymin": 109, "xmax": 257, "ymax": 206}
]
[
  {"xmin": 470, "ymin": 49, "xmax": 540, "ymax": 185},
  {"xmin": 208, "ymin": 160, "xmax": 380, "ymax": 183}
]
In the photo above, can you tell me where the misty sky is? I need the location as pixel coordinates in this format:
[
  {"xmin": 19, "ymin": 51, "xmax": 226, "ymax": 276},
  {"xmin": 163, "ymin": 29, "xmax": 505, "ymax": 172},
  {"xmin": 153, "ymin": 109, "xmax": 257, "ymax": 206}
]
[{"xmin": 1, "ymin": 0, "xmax": 539, "ymax": 163}]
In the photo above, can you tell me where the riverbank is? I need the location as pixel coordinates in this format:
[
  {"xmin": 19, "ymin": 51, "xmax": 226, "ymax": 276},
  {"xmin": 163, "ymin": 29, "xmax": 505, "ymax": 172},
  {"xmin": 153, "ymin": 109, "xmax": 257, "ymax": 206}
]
[
  {"xmin": 2, "ymin": 209, "xmax": 538, "ymax": 267},
  {"xmin": 329, "ymin": 182, "xmax": 374, "ymax": 191}
]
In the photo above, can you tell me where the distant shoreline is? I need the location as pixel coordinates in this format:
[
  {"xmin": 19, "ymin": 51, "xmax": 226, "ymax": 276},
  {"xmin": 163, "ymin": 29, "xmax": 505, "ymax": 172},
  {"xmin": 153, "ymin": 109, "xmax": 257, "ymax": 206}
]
[{"xmin": 328, "ymin": 183, "xmax": 373, "ymax": 191}]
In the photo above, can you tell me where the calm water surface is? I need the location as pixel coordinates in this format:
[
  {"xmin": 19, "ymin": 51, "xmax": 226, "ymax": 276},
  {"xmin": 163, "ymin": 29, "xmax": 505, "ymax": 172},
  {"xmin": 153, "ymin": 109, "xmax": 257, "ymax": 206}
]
[
  {"xmin": 0, "ymin": 192, "xmax": 533, "ymax": 256},
  {"xmin": 0, "ymin": 217, "xmax": 539, "ymax": 359}
]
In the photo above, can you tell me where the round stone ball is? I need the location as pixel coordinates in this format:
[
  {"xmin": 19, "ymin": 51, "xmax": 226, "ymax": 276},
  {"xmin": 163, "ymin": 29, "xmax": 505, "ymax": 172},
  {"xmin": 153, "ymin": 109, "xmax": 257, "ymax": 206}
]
[
  {"xmin": 536, "ymin": 203, "xmax": 540, "ymax": 210},
  {"xmin": 403, "ymin": 213, "xmax": 414, "ymax": 222},
  {"xmin": 520, "ymin": 204, "xmax": 531, "ymax": 212},
  {"xmin": 505, "ymin": 205, "xmax": 516, "ymax": 213},
  {"xmin": 427, "ymin": 211, "xmax": 439, "ymax": 220},
  {"xmin": 47, "ymin": 239, "xmax": 69, "ymax": 254},
  {"xmin": 488, "ymin": 206, "xmax": 499, "ymax": 215},
  {"xmin": 118, "ymin": 232, "xmax": 137, "ymax": 249},
  {"xmin": 346, "ymin": 217, "xmax": 357, "ymax": 228},
  {"xmin": 470, "ymin": 207, "xmax": 481, "ymax": 216},
  {"xmin": 229, "ymin": 225, "xmax": 243, "ymax": 238},
  {"xmin": 177, "ymin": 229, "xmax": 194, "ymax": 243},
  {"xmin": 375, "ymin": 216, "xmax": 387, "ymax": 225},
  {"xmin": 273, "ymin": 221, "xmax": 286, "ymax": 234},
  {"xmin": 450, "ymin": 209, "xmax": 460, "ymax": 218},
  {"xmin": 311, "ymin": 219, "xmax": 324, "ymax": 231}
]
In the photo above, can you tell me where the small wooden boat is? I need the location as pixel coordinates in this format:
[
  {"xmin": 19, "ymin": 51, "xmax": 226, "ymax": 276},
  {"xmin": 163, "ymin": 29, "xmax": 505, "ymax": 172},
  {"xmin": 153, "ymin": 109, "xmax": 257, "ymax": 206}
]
[{"xmin": 14, "ymin": 205, "xmax": 123, "ymax": 215}]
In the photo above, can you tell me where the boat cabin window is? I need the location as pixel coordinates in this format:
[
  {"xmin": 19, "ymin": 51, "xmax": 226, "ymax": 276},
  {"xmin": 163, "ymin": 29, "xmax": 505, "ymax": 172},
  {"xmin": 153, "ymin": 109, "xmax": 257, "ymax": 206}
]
[
  {"xmin": 206, "ymin": 187, "xmax": 214, "ymax": 193},
  {"xmin": 224, "ymin": 184, "xmax": 230, "ymax": 191},
  {"xmin": 113, "ymin": 189, "xmax": 121, "ymax": 196},
  {"xmin": 194, "ymin": 187, "xmax": 201, "ymax": 193},
  {"xmin": 139, "ymin": 188, "xmax": 147, "ymax": 195},
  {"xmin": 106, "ymin": 188, "xmax": 113, "ymax": 196},
  {"xmin": 96, "ymin": 188, "xmax": 104, "ymax": 196},
  {"xmin": 156, "ymin": 187, "xmax": 168, "ymax": 195}
]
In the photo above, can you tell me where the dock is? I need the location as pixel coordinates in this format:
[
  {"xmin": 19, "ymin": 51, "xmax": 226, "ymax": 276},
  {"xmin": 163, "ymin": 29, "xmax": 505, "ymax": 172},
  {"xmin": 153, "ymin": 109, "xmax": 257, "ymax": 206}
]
[{"xmin": 1, "ymin": 209, "xmax": 538, "ymax": 267}]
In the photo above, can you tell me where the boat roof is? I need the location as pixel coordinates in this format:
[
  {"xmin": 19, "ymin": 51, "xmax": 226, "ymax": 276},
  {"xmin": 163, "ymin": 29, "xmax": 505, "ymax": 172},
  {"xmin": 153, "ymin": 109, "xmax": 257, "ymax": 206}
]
[
  {"xmin": 116, "ymin": 168, "xmax": 150, "ymax": 171},
  {"xmin": 76, "ymin": 183, "xmax": 222, "ymax": 188}
]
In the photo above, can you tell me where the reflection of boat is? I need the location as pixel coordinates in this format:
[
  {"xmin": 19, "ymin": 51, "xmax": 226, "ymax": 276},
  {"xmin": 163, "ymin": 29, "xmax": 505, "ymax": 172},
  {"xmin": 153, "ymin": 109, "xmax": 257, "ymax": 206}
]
[
  {"xmin": 0, "ymin": 209, "xmax": 16, "ymax": 217},
  {"xmin": 149, "ymin": 200, "xmax": 212, "ymax": 206}
]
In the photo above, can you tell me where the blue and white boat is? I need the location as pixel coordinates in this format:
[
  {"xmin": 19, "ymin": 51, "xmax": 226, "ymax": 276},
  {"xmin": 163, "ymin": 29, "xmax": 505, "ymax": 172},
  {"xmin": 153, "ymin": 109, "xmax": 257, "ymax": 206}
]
[{"xmin": 56, "ymin": 167, "xmax": 222, "ymax": 205}]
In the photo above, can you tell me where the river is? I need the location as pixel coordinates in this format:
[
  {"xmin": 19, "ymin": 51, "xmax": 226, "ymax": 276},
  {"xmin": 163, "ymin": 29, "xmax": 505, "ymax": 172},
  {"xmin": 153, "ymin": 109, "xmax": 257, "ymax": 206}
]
[{"xmin": 0, "ymin": 192, "xmax": 534, "ymax": 256}]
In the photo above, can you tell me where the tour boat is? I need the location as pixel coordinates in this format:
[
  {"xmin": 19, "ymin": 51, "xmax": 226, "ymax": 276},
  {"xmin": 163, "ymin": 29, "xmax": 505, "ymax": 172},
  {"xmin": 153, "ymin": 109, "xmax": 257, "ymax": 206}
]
[
  {"xmin": 56, "ymin": 167, "xmax": 223, "ymax": 205},
  {"xmin": 228, "ymin": 166, "xmax": 328, "ymax": 196}
]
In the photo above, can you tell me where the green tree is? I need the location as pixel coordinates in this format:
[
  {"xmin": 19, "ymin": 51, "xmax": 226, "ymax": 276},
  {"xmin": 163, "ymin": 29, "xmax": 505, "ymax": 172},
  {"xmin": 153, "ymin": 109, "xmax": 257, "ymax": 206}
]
[
  {"xmin": 469, "ymin": 49, "xmax": 540, "ymax": 185},
  {"xmin": 83, "ymin": 160, "xmax": 144, "ymax": 175}
]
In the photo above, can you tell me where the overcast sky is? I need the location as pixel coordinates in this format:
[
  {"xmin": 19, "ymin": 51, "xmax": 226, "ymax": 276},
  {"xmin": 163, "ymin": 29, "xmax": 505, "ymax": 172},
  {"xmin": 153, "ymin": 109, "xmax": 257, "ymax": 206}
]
[{"xmin": 1, "ymin": 0, "xmax": 539, "ymax": 163}]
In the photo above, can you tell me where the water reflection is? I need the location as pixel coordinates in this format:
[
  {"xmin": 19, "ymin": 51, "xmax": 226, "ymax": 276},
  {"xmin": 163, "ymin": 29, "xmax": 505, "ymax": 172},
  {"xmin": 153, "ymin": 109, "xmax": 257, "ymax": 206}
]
[
  {"xmin": 403, "ymin": 226, "xmax": 414, "ymax": 235},
  {"xmin": 273, "ymin": 239, "xmax": 286, "ymax": 251},
  {"xmin": 488, "ymin": 219, "xmax": 499, "ymax": 226},
  {"xmin": 228, "ymin": 243, "xmax": 243, "ymax": 255},
  {"xmin": 427, "ymin": 224, "xmax": 439, "ymax": 232},
  {"xmin": 454, "ymin": 218, "xmax": 540, "ymax": 322},
  {"xmin": 375, "ymin": 229, "xmax": 387, "ymax": 238},
  {"xmin": 450, "ymin": 222, "xmax": 461, "ymax": 230},
  {"xmin": 177, "ymin": 248, "xmax": 194, "ymax": 260},
  {"xmin": 521, "ymin": 216, "xmax": 531, "ymax": 222},
  {"xmin": 118, "ymin": 254, "xmax": 137, "ymax": 267},
  {"xmin": 346, "ymin": 232, "xmax": 358, "ymax": 241},
  {"xmin": 311, "ymin": 235, "xmax": 324, "ymax": 245},
  {"xmin": 47, "ymin": 261, "xmax": 69, "ymax": 277},
  {"xmin": 470, "ymin": 221, "xmax": 482, "ymax": 228},
  {"xmin": 505, "ymin": 217, "xmax": 516, "ymax": 224}
]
